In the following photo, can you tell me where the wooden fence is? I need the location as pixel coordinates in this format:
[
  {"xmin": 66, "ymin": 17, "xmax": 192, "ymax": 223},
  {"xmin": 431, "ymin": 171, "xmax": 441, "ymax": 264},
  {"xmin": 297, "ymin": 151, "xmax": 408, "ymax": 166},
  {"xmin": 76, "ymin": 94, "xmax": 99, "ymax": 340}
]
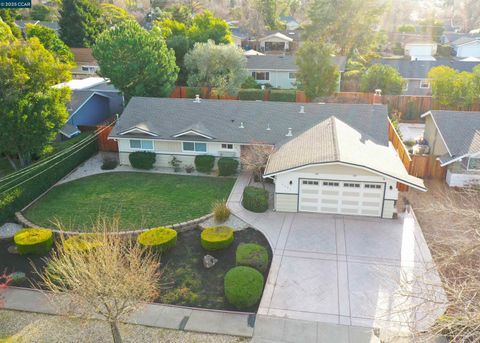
[
  {"xmin": 409, "ymin": 155, "xmax": 447, "ymax": 180},
  {"xmin": 79, "ymin": 125, "xmax": 119, "ymax": 152},
  {"xmin": 388, "ymin": 119, "xmax": 412, "ymax": 191}
]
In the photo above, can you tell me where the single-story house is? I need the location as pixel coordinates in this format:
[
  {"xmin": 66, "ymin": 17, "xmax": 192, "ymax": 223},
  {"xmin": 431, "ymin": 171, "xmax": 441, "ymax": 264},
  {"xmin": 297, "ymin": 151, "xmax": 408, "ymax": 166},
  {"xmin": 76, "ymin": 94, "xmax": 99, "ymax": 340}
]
[
  {"xmin": 372, "ymin": 58, "xmax": 480, "ymax": 96},
  {"xmin": 451, "ymin": 36, "xmax": 480, "ymax": 58},
  {"xmin": 422, "ymin": 110, "xmax": 480, "ymax": 187},
  {"xmin": 71, "ymin": 48, "xmax": 99, "ymax": 80},
  {"xmin": 246, "ymin": 55, "xmax": 346, "ymax": 90},
  {"xmin": 404, "ymin": 41, "xmax": 437, "ymax": 61},
  {"xmin": 109, "ymin": 97, "xmax": 425, "ymax": 218},
  {"xmin": 54, "ymin": 77, "xmax": 124, "ymax": 138}
]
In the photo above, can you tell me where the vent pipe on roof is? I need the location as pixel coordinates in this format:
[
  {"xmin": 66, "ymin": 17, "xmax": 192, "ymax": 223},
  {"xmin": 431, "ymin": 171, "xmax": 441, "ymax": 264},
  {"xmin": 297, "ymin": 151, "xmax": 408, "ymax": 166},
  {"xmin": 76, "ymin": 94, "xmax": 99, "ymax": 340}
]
[
  {"xmin": 286, "ymin": 128, "xmax": 292, "ymax": 137},
  {"xmin": 299, "ymin": 105, "xmax": 305, "ymax": 114},
  {"xmin": 239, "ymin": 121, "xmax": 245, "ymax": 128},
  {"xmin": 266, "ymin": 123, "xmax": 271, "ymax": 131},
  {"xmin": 193, "ymin": 94, "xmax": 201, "ymax": 103}
]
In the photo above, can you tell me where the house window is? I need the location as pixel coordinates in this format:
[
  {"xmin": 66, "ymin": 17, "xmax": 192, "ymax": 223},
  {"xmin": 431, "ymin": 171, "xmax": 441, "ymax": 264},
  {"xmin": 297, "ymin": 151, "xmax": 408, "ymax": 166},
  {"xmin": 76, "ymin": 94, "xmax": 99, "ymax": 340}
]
[
  {"xmin": 468, "ymin": 158, "xmax": 480, "ymax": 170},
  {"xmin": 364, "ymin": 184, "xmax": 382, "ymax": 189},
  {"xmin": 252, "ymin": 71, "xmax": 270, "ymax": 81},
  {"xmin": 419, "ymin": 80, "xmax": 430, "ymax": 89},
  {"xmin": 302, "ymin": 180, "xmax": 319, "ymax": 185},
  {"xmin": 129, "ymin": 139, "xmax": 153, "ymax": 150},
  {"xmin": 344, "ymin": 183, "xmax": 360, "ymax": 188},
  {"xmin": 81, "ymin": 65, "xmax": 99, "ymax": 73},
  {"xmin": 322, "ymin": 181, "xmax": 339, "ymax": 187},
  {"xmin": 288, "ymin": 72, "xmax": 296, "ymax": 80},
  {"xmin": 183, "ymin": 142, "xmax": 207, "ymax": 152},
  {"xmin": 221, "ymin": 143, "xmax": 233, "ymax": 149}
]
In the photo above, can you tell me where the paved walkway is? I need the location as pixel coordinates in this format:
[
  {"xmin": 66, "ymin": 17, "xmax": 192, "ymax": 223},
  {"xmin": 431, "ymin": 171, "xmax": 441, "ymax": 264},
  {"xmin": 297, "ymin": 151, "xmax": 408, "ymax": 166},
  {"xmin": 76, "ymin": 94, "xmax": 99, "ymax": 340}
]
[
  {"xmin": 2, "ymin": 287, "xmax": 254, "ymax": 337},
  {"xmin": 227, "ymin": 173, "xmax": 445, "ymax": 342}
]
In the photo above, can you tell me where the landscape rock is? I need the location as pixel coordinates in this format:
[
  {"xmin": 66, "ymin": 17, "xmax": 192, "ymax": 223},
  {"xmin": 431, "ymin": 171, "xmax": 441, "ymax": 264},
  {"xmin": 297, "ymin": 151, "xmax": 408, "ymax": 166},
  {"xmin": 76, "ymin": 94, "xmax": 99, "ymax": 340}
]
[
  {"xmin": 203, "ymin": 255, "xmax": 218, "ymax": 269},
  {"xmin": 0, "ymin": 222, "xmax": 22, "ymax": 239},
  {"xmin": 7, "ymin": 245, "xmax": 19, "ymax": 254}
]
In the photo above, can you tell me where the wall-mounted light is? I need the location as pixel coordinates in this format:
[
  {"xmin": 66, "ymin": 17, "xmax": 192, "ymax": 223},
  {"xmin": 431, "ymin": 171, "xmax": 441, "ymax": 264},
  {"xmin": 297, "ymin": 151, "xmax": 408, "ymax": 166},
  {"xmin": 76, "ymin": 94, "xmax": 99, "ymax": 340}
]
[{"xmin": 289, "ymin": 180, "xmax": 293, "ymax": 185}]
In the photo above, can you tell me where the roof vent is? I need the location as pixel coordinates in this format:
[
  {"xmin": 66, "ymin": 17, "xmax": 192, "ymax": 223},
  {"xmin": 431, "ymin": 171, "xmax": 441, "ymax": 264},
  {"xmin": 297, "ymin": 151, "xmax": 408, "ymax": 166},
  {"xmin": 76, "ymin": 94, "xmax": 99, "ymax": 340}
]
[
  {"xmin": 299, "ymin": 105, "xmax": 305, "ymax": 114},
  {"xmin": 239, "ymin": 121, "xmax": 245, "ymax": 129},
  {"xmin": 266, "ymin": 123, "xmax": 271, "ymax": 131},
  {"xmin": 286, "ymin": 128, "xmax": 292, "ymax": 137},
  {"xmin": 193, "ymin": 94, "xmax": 201, "ymax": 103}
]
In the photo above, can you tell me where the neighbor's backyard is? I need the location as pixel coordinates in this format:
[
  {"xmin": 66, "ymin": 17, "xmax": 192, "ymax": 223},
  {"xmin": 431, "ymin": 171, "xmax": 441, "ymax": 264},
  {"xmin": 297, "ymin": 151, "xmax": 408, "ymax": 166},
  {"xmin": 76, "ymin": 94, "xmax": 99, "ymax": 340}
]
[{"xmin": 24, "ymin": 172, "xmax": 235, "ymax": 231}]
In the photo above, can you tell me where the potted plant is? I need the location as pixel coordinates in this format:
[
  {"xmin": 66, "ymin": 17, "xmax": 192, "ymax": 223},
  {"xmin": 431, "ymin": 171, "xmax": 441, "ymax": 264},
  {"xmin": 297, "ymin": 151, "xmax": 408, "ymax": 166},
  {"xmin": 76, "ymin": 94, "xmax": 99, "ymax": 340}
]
[
  {"xmin": 169, "ymin": 156, "xmax": 182, "ymax": 172},
  {"xmin": 185, "ymin": 164, "xmax": 195, "ymax": 173}
]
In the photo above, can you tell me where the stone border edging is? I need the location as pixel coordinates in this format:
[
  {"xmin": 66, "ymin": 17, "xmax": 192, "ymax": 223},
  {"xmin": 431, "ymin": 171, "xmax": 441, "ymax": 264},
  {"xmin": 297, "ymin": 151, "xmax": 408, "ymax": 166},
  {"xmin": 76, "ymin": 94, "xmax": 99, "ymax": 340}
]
[{"xmin": 15, "ymin": 211, "xmax": 213, "ymax": 236}]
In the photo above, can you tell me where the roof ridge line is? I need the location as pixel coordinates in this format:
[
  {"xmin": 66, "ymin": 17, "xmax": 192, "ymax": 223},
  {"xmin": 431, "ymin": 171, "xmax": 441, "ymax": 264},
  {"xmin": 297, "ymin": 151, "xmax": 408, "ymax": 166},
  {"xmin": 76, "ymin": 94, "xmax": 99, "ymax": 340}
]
[{"xmin": 331, "ymin": 116, "xmax": 340, "ymax": 161}]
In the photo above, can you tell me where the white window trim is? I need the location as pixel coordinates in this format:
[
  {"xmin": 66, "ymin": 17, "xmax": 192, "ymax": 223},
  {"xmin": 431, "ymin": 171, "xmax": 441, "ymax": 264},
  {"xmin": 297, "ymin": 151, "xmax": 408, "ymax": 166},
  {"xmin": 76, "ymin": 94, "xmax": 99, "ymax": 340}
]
[
  {"xmin": 221, "ymin": 143, "xmax": 234, "ymax": 150},
  {"xmin": 173, "ymin": 130, "xmax": 213, "ymax": 140},
  {"xmin": 120, "ymin": 127, "xmax": 159, "ymax": 137},
  {"xmin": 129, "ymin": 139, "xmax": 154, "ymax": 151},
  {"xmin": 182, "ymin": 141, "xmax": 208, "ymax": 153},
  {"xmin": 252, "ymin": 71, "xmax": 270, "ymax": 81},
  {"xmin": 419, "ymin": 80, "xmax": 430, "ymax": 89}
]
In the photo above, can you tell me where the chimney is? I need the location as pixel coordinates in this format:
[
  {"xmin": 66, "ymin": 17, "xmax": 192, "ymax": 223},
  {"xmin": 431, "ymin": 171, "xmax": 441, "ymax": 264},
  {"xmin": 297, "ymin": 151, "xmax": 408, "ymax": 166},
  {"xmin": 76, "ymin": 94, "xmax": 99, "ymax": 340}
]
[
  {"xmin": 373, "ymin": 89, "xmax": 382, "ymax": 105},
  {"xmin": 286, "ymin": 128, "xmax": 292, "ymax": 137},
  {"xmin": 193, "ymin": 94, "xmax": 201, "ymax": 103},
  {"xmin": 299, "ymin": 105, "xmax": 305, "ymax": 114}
]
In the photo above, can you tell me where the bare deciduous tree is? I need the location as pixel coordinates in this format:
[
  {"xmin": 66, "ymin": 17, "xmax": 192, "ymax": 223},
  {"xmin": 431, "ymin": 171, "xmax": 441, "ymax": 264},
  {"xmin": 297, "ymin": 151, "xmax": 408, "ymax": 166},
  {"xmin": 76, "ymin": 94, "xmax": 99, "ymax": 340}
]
[
  {"xmin": 240, "ymin": 142, "xmax": 274, "ymax": 189},
  {"xmin": 36, "ymin": 220, "xmax": 161, "ymax": 343}
]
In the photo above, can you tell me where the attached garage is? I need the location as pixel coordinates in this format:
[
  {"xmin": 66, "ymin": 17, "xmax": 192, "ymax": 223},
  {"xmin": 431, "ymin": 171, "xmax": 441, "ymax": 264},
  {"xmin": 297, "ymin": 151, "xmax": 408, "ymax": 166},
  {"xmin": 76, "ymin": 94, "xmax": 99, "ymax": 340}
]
[{"xmin": 264, "ymin": 116, "xmax": 426, "ymax": 219}]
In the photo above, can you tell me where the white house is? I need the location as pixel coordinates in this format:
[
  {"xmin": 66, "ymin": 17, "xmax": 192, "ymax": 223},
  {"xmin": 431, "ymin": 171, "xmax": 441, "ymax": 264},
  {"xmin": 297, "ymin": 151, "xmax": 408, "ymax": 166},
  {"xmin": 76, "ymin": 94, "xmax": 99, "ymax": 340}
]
[
  {"xmin": 404, "ymin": 42, "xmax": 437, "ymax": 61},
  {"xmin": 451, "ymin": 36, "xmax": 480, "ymax": 58},
  {"xmin": 109, "ymin": 98, "xmax": 425, "ymax": 218},
  {"xmin": 422, "ymin": 110, "xmax": 480, "ymax": 187},
  {"xmin": 246, "ymin": 55, "xmax": 346, "ymax": 90}
]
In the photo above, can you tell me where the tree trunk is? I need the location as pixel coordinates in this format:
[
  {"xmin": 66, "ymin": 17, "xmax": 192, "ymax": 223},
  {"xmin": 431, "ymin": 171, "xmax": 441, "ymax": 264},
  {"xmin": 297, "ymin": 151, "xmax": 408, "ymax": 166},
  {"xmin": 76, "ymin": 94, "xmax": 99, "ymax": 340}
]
[
  {"xmin": 5, "ymin": 155, "xmax": 18, "ymax": 171},
  {"xmin": 109, "ymin": 321, "xmax": 123, "ymax": 343}
]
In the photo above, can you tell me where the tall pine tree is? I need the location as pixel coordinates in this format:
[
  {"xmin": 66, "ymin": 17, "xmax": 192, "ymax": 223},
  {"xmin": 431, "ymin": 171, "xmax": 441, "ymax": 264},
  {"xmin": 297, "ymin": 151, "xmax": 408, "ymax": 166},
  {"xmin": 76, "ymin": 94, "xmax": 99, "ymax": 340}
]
[{"xmin": 59, "ymin": 0, "xmax": 106, "ymax": 48}]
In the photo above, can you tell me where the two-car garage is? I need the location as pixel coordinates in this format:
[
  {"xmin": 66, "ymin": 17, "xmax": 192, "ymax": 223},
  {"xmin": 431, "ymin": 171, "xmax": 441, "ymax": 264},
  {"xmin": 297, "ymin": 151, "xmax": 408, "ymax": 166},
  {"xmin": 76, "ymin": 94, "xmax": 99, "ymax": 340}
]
[{"xmin": 298, "ymin": 179, "xmax": 385, "ymax": 217}]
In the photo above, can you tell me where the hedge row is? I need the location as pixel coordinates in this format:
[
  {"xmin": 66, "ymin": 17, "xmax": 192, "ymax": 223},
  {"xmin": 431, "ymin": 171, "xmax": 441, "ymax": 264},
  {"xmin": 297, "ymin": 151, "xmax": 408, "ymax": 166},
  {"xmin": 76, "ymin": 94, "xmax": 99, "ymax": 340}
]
[
  {"xmin": 269, "ymin": 89, "xmax": 297, "ymax": 102},
  {"xmin": 0, "ymin": 134, "xmax": 97, "ymax": 224},
  {"xmin": 238, "ymin": 89, "xmax": 264, "ymax": 101}
]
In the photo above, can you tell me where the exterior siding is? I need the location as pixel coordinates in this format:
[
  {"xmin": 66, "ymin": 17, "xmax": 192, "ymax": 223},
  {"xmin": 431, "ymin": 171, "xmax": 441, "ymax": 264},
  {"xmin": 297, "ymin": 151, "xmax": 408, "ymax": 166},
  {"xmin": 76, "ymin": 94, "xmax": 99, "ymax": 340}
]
[
  {"xmin": 423, "ymin": 116, "xmax": 449, "ymax": 156},
  {"xmin": 456, "ymin": 44, "xmax": 480, "ymax": 58},
  {"xmin": 446, "ymin": 168, "xmax": 480, "ymax": 187},
  {"xmin": 250, "ymin": 70, "xmax": 296, "ymax": 89},
  {"xmin": 274, "ymin": 193, "xmax": 298, "ymax": 212},
  {"xmin": 68, "ymin": 95, "xmax": 110, "ymax": 126}
]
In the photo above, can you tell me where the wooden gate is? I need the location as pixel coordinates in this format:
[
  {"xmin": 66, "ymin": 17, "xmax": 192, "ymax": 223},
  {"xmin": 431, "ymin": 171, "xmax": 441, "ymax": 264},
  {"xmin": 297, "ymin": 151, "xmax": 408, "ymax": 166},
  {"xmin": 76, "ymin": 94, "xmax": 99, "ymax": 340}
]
[{"xmin": 409, "ymin": 155, "xmax": 447, "ymax": 179}]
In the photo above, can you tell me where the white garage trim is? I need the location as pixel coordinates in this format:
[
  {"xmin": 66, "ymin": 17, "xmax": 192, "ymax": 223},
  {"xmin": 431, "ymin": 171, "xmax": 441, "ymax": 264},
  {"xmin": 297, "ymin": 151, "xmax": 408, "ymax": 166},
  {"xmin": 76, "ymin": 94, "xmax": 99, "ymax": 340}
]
[{"xmin": 298, "ymin": 178, "xmax": 386, "ymax": 217}]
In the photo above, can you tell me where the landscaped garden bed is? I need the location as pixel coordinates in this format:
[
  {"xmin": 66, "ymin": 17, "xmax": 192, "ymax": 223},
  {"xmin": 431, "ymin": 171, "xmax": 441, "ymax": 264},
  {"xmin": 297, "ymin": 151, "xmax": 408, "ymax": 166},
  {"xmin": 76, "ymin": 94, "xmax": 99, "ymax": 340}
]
[
  {"xmin": 0, "ymin": 227, "xmax": 271, "ymax": 312},
  {"xmin": 23, "ymin": 172, "xmax": 235, "ymax": 231}
]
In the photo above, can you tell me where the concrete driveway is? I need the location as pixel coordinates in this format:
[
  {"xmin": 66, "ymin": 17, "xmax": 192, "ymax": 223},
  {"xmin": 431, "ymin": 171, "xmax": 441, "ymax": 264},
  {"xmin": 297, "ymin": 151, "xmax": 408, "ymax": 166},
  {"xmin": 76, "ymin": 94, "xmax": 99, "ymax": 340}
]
[{"xmin": 228, "ymin": 174, "xmax": 445, "ymax": 338}]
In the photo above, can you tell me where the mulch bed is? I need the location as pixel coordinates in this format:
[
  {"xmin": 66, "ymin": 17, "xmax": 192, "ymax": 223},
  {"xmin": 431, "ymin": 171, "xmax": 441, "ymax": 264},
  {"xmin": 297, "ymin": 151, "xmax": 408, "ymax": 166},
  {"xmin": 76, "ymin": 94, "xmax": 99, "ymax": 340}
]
[{"xmin": 0, "ymin": 227, "xmax": 271, "ymax": 312}]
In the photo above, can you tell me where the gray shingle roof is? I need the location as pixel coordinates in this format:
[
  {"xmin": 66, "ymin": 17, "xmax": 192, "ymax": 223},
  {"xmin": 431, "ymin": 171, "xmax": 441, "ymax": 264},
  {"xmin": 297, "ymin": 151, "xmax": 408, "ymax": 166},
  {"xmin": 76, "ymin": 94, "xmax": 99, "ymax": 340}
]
[
  {"xmin": 372, "ymin": 58, "xmax": 480, "ymax": 79},
  {"xmin": 246, "ymin": 55, "xmax": 347, "ymax": 72},
  {"xmin": 451, "ymin": 36, "xmax": 480, "ymax": 46},
  {"xmin": 425, "ymin": 110, "xmax": 480, "ymax": 163},
  {"xmin": 110, "ymin": 98, "xmax": 389, "ymax": 147}
]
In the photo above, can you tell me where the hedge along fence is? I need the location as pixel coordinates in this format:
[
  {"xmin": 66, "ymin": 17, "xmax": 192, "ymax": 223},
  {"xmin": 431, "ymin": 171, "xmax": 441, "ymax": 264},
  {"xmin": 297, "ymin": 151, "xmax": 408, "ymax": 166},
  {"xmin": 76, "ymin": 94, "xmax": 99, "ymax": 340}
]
[
  {"xmin": 238, "ymin": 89, "xmax": 265, "ymax": 101},
  {"xmin": 269, "ymin": 89, "xmax": 297, "ymax": 102},
  {"xmin": 0, "ymin": 132, "xmax": 98, "ymax": 224}
]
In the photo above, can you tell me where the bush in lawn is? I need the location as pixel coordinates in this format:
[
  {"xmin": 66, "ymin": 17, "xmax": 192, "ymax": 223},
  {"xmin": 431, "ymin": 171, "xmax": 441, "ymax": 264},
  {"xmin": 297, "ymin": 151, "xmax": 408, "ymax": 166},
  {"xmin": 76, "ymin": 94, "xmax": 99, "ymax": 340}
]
[
  {"xmin": 137, "ymin": 227, "xmax": 177, "ymax": 253},
  {"xmin": 63, "ymin": 234, "xmax": 103, "ymax": 252},
  {"xmin": 212, "ymin": 200, "xmax": 230, "ymax": 223},
  {"xmin": 218, "ymin": 157, "xmax": 239, "ymax": 176},
  {"xmin": 236, "ymin": 243, "xmax": 269, "ymax": 272},
  {"xmin": 238, "ymin": 89, "xmax": 264, "ymax": 100},
  {"xmin": 224, "ymin": 266, "xmax": 264, "ymax": 309},
  {"xmin": 269, "ymin": 89, "xmax": 296, "ymax": 102},
  {"xmin": 201, "ymin": 226, "xmax": 234, "ymax": 251},
  {"xmin": 242, "ymin": 186, "xmax": 268, "ymax": 213},
  {"xmin": 101, "ymin": 159, "xmax": 118, "ymax": 170},
  {"xmin": 14, "ymin": 228, "xmax": 54, "ymax": 255},
  {"xmin": 194, "ymin": 155, "xmax": 215, "ymax": 173},
  {"xmin": 129, "ymin": 151, "xmax": 156, "ymax": 170}
]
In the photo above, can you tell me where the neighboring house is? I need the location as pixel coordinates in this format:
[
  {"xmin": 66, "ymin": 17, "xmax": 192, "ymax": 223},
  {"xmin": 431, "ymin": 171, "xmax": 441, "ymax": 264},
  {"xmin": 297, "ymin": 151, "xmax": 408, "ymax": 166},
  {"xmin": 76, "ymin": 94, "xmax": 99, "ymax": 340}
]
[
  {"xmin": 244, "ymin": 49, "xmax": 265, "ymax": 56},
  {"xmin": 279, "ymin": 16, "xmax": 300, "ymax": 31},
  {"xmin": 422, "ymin": 110, "xmax": 480, "ymax": 187},
  {"xmin": 404, "ymin": 42, "xmax": 437, "ymax": 61},
  {"xmin": 246, "ymin": 55, "xmax": 347, "ymax": 90},
  {"xmin": 71, "ymin": 48, "xmax": 100, "ymax": 79},
  {"xmin": 258, "ymin": 32, "xmax": 294, "ymax": 54},
  {"xmin": 372, "ymin": 58, "xmax": 480, "ymax": 96},
  {"xmin": 451, "ymin": 36, "xmax": 480, "ymax": 58},
  {"xmin": 229, "ymin": 26, "xmax": 252, "ymax": 50},
  {"xmin": 109, "ymin": 97, "xmax": 425, "ymax": 218},
  {"xmin": 14, "ymin": 20, "xmax": 60, "ymax": 34},
  {"xmin": 54, "ymin": 77, "xmax": 124, "ymax": 138}
]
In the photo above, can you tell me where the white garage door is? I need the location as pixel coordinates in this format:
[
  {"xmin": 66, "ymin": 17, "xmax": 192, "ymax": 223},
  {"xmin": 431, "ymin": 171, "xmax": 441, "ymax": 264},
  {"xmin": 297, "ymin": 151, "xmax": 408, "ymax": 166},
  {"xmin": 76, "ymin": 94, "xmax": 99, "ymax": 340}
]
[{"xmin": 299, "ymin": 179, "xmax": 385, "ymax": 217}]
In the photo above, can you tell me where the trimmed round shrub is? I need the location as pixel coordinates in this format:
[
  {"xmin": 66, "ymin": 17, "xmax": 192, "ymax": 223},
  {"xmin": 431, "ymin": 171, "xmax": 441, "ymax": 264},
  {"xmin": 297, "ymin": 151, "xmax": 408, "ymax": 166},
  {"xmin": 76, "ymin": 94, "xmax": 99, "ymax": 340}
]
[
  {"xmin": 63, "ymin": 235, "xmax": 103, "ymax": 252},
  {"xmin": 242, "ymin": 186, "xmax": 268, "ymax": 213},
  {"xmin": 236, "ymin": 243, "xmax": 269, "ymax": 272},
  {"xmin": 194, "ymin": 155, "xmax": 215, "ymax": 173},
  {"xmin": 14, "ymin": 228, "xmax": 54, "ymax": 255},
  {"xmin": 224, "ymin": 266, "xmax": 264, "ymax": 309},
  {"xmin": 137, "ymin": 227, "xmax": 177, "ymax": 252},
  {"xmin": 129, "ymin": 151, "xmax": 156, "ymax": 170},
  {"xmin": 201, "ymin": 226, "xmax": 234, "ymax": 251},
  {"xmin": 218, "ymin": 157, "xmax": 239, "ymax": 176}
]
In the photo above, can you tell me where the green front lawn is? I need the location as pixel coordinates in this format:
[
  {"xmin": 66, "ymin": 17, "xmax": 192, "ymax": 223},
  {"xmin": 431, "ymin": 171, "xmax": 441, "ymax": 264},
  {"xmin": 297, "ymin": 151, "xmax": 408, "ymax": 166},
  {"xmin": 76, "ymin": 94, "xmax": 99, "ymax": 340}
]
[{"xmin": 24, "ymin": 172, "xmax": 235, "ymax": 231}]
